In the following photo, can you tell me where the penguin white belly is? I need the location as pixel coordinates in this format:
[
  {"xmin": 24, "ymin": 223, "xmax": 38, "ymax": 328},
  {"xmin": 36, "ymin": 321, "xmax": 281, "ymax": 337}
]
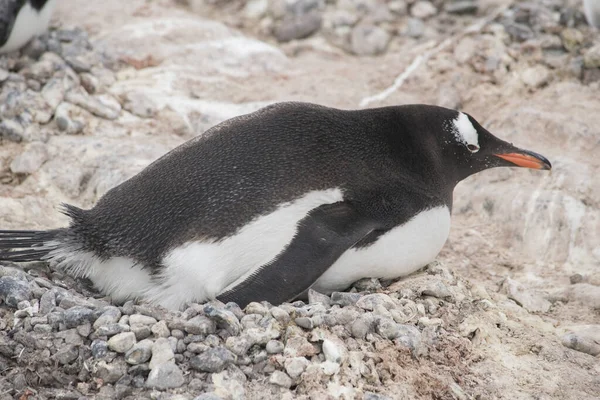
[
  {"xmin": 150, "ymin": 188, "xmax": 345, "ymax": 309},
  {"xmin": 311, "ymin": 206, "xmax": 452, "ymax": 293},
  {"xmin": 0, "ymin": 0, "xmax": 56, "ymax": 54}
]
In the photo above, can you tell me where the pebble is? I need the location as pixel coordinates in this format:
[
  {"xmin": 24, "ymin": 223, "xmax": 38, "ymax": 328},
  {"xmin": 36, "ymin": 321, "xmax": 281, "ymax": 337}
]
[
  {"xmin": 266, "ymin": 339, "xmax": 285, "ymax": 354},
  {"xmin": 420, "ymin": 281, "xmax": 452, "ymax": 299},
  {"xmin": 331, "ymin": 292, "xmax": 362, "ymax": 306},
  {"xmin": 583, "ymin": 44, "xmax": 600, "ymax": 69},
  {"xmin": 122, "ymin": 91, "xmax": 158, "ymax": 118},
  {"xmin": 411, "ymin": 1, "xmax": 437, "ymax": 19},
  {"xmin": 351, "ymin": 315, "xmax": 373, "ymax": 339},
  {"xmin": 501, "ymin": 278, "xmax": 551, "ymax": 313},
  {"xmin": 95, "ymin": 323, "xmax": 130, "ymax": 336},
  {"xmin": 445, "ymin": 1, "xmax": 478, "ymax": 15},
  {"xmin": 93, "ymin": 307, "xmax": 122, "ymax": 329},
  {"xmin": 521, "ymin": 65, "xmax": 551, "ymax": 89},
  {"xmin": 269, "ymin": 370, "xmax": 293, "ymax": 388},
  {"xmin": 284, "ymin": 356, "xmax": 310, "ymax": 378},
  {"xmin": 356, "ymin": 293, "xmax": 395, "ymax": 311},
  {"xmin": 65, "ymin": 87, "xmax": 121, "ymax": 120},
  {"xmin": 561, "ymin": 328, "xmax": 600, "ymax": 356},
  {"xmin": 53, "ymin": 345, "xmax": 79, "ymax": 365},
  {"xmin": 95, "ymin": 359, "xmax": 128, "ymax": 384},
  {"xmin": 107, "ymin": 332, "xmax": 137, "ymax": 353},
  {"xmin": 0, "ymin": 119, "xmax": 25, "ymax": 142},
  {"xmin": 189, "ymin": 347, "xmax": 236, "ymax": 373},
  {"xmin": 404, "ymin": 18, "xmax": 425, "ymax": 38},
  {"xmin": 54, "ymin": 102, "xmax": 87, "ymax": 135},
  {"xmin": 270, "ymin": 306, "xmax": 290, "ymax": 323},
  {"xmin": 63, "ymin": 306, "xmax": 96, "ymax": 328},
  {"xmin": 322, "ymin": 338, "xmax": 347, "ymax": 364},
  {"xmin": 151, "ymin": 320, "xmax": 171, "ymax": 338},
  {"xmin": 9, "ymin": 142, "xmax": 48, "ymax": 174},
  {"xmin": 146, "ymin": 362, "xmax": 185, "ymax": 389},
  {"xmin": 149, "ymin": 338, "xmax": 175, "ymax": 369},
  {"xmin": 295, "ymin": 317, "xmax": 314, "ymax": 329},
  {"xmin": 364, "ymin": 392, "xmax": 392, "ymax": 400},
  {"xmin": 185, "ymin": 315, "xmax": 217, "ymax": 335},
  {"xmin": 91, "ymin": 339, "xmax": 109, "ymax": 359},
  {"xmin": 308, "ymin": 289, "xmax": 331, "ymax": 307},
  {"xmin": 125, "ymin": 339, "xmax": 154, "ymax": 365},
  {"xmin": 351, "ymin": 24, "xmax": 390, "ymax": 56},
  {"xmin": 0, "ymin": 276, "xmax": 32, "ymax": 307},
  {"xmin": 205, "ymin": 304, "xmax": 242, "ymax": 336},
  {"xmin": 131, "ymin": 324, "xmax": 152, "ymax": 340},
  {"xmin": 274, "ymin": 11, "xmax": 322, "ymax": 42},
  {"xmin": 129, "ymin": 314, "xmax": 158, "ymax": 326},
  {"xmin": 225, "ymin": 334, "xmax": 253, "ymax": 356},
  {"xmin": 284, "ymin": 336, "xmax": 318, "ymax": 357}
]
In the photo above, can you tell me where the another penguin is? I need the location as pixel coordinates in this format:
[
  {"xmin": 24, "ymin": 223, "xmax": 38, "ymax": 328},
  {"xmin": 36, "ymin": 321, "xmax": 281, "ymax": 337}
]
[
  {"xmin": 0, "ymin": 0, "xmax": 56, "ymax": 54},
  {"xmin": 0, "ymin": 102, "xmax": 552, "ymax": 310}
]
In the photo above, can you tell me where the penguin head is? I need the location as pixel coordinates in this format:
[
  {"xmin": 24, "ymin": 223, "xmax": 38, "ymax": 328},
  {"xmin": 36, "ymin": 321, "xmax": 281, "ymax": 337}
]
[{"xmin": 434, "ymin": 108, "xmax": 552, "ymax": 182}]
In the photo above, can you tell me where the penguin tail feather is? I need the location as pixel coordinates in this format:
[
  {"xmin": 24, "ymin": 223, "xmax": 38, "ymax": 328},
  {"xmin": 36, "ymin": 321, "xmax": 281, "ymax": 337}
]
[{"xmin": 0, "ymin": 229, "xmax": 62, "ymax": 262}]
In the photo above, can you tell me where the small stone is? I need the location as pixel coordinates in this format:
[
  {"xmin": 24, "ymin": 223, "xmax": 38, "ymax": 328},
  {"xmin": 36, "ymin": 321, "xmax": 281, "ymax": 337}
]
[
  {"xmin": 284, "ymin": 356, "xmax": 309, "ymax": 379},
  {"xmin": 270, "ymin": 306, "xmax": 290, "ymax": 323},
  {"xmin": 37, "ymin": 294, "xmax": 55, "ymax": 318},
  {"xmin": 0, "ymin": 119, "xmax": 24, "ymax": 142},
  {"xmin": 131, "ymin": 324, "xmax": 152, "ymax": 340},
  {"xmin": 185, "ymin": 315, "xmax": 216, "ymax": 335},
  {"xmin": 63, "ymin": 306, "xmax": 96, "ymax": 328},
  {"xmin": 404, "ymin": 18, "xmax": 425, "ymax": 38},
  {"xmin": 122, "ymin": 91, "xmax": 158, "ymax": 118},
  {"xmin": 146, "ymin": 362, "xmax": 185, "ymax": 389},
  {"xmin": 411, "ymin": 1, "xmax": 437, "ymax": 19},
  {"xmin": 266, "ymin": 339, "xmax": 285, "ymax": 354},
  {"xmin": 364, "ymin": 392, "xmax": 392, "ymax": 400},
  {"xmin": 149, "ymin": 338, "xmax": 175, "ymax": 369},
  {"xmin": 64, "ymin": 55, "xmax": 92, "ymax": 73},
  {"xmin": 376, "ymin": 318, "xmax": 403, "ymax": 340},
  {"xmin": 193, "ymin": 394, "xmax": 224, "ymax": 400},
  {"xmin": 420, "ymin": 282, "xmax": 452, "ymax": 299},
  {"xmin": 189, "ymin": 347, "xmax": 236, "ymax": 373},
  {"xmin": 583, "ymin": 44, "xmax": 600, "ymax": 69},
  {"xmin": 129, "ymin": 314, "xmax": 158, "ymax": 325},
  {"xmin": 521, "ymin": 65, "xmax": 551, "ymax": 89},
  {"xmin": 295, "ymin": 317, "xmax": 313, "ymax": 329},
  {"xmin": 94, "ymin": 359, "xmax": 128, "ymax": 384},
  {"xmin": 351, "ymin": 24, "xmax": 390, "ymax": 56},
  {"xmin": 351, "ymin": 315, "xmax": 373, "ymax": 339},
  {"xmin": 320, "ymin": 360, "xmax": 339, "ymax": 375},
  {"xmin": 284, "ymin": 336, "xmax": 318, "ymax": 358},
  {"xmin": 269, "ymin": 370, "xmax": 292, "ymax": 388},
  {"xmin": 0, "ymin": 276, "xmax": 32, "ymax": 307},
  {"xmin": 501, "ymin": 278, "xmax": 551, "ymax": 313},
  {"xmin": 187, "ymin": 342, "xmax": 210, "ymax": 354},
  {"xmin": 151, "ymin": 320, "xmax": 170, "ymax": 338},
  {"xmin": 395, "ymin": 324, "xmax": 422, "ymax": 352},
  {"xmin": 204, "ymin": 304, "xmax": 242, "ymax": 336},
  {"xmin": 561, "ymin": 327, "xmax": 600, "ymax": 356},
  {"xmin": 322, "ymin": 338, "xmax": 347, "ymax": 364},
  {"xmin": 561, "ymin": 28, "xmax": 584, "ymax": 52},
  {"xmin": 225, "ymin": 335, "xmax": 253, "ymax": 356},
  {"xmin": 331, "ymin": 292, "xmax": 362, "ymax": 306},
  {"xmin": 54, "ymin": 102, "xmax": 87, "ymax": 135},
  {"xmin": 0, "ymin": 68, "xmax": 8, "ymax": 82},
  {"xmin": 65, "ymin": 87, "xmax": 121, "ymax": 120},
  {"xmin": 356, "ymin": 293, "xmax": 395, "ymax": 311},
  {"xmin": 53, "ymin": 345, "xmax": 79, "ymax": 365},
  {"xmin": 95, "ymin": 323, "xmax": 130, "ymax": 336},
  {"xmin": 274, "ymin": 11, "xmax": 322, "ymax": 42},
  {"xmin": 308, "ymin": 289, "xmax": 331, "ymax": 307},
  {"xmin": 9, "ymin": 142, "xmax": 47, "ymax": 174},
  {"xmin": 33, "ymin": 323, "xmax": 53, "ymax": 333},
  {"xmin": 108, "ymin": 332, "xmax": 137, "ymax": 353},
  {"xmin": 77, "ymin": 322, "xmax": 92, "ymax": 337},
  {"xmin": 445, "ymin": 1, "xmax": 477, "ymax": 15},
  {"xmin": 93, "ymin": 307, "xmax": 122, "ymax": 329},
  {"xmin": 125, "ymin": 339, "xmax": 154, "ymax": 365},
  {"xmin": 244, "ymin": 0, "xmax": 269, "ymax": 19},
  {"xmin": 91, "ymin": 339, "xmax": 108, "ymax": 358}
]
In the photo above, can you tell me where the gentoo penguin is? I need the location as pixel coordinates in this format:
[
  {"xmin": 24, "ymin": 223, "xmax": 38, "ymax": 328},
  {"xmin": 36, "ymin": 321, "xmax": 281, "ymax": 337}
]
[
  {"xmin": 0, "ymin": 102, "xmax": 551, "ymax": 310},
  {"xmin": 0, "ymin": 0, "xmax": 57, "ymax": 54},
  {"xmin": 583, "ymin": 0, "xmax": 600, "ymax": 28}
]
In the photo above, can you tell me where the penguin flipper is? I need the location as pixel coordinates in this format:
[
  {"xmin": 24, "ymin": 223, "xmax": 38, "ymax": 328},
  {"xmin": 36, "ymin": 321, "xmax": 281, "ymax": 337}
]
[{"xmin": 217, "ymin": 202, "xmax": 378, "ymax": 308}]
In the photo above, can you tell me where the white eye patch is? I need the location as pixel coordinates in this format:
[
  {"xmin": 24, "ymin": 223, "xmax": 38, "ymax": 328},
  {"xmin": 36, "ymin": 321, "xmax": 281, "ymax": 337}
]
[{"xmin": 452, "ymin": 112, "xmax": 480, "ymax": 152}]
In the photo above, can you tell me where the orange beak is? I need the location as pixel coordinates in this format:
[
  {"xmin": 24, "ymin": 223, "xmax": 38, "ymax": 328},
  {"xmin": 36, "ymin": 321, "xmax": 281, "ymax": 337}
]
[{"xmin": 494, "ymin": 151, "xmax": 552, "ymax": 170}]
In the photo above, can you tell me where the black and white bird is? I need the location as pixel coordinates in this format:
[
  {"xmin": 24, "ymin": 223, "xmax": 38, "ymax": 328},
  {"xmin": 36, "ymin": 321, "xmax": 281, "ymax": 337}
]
[
  {"xmin": 0, "ymin": 0, "xmax": 56, "ymax": 54},
  {"xmin": 0, "ymin": 102, "xmax": 551, "ymax": 310}
]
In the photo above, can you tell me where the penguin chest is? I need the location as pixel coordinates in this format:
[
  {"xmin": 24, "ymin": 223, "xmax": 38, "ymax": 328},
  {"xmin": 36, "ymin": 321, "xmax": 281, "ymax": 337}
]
[{"xmin": 312, "ymin": 206, "xmax": 452, "ymax": 293}]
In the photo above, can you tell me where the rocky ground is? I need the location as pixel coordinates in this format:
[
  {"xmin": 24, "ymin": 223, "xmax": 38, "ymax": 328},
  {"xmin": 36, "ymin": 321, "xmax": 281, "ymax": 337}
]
[{"xmin": 0, "ymin": 0, "xmax": 599, "ymax": 399}]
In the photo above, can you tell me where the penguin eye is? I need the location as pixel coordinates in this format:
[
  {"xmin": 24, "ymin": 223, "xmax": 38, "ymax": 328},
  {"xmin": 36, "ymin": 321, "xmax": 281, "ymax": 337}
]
[{"xmin": 467, "ymin": 144, "xmax": 480, "ymax": 153}]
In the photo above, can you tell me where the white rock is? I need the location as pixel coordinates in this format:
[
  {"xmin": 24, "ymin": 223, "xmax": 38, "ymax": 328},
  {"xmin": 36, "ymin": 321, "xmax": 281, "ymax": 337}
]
[
  {"xmin": 10, "ymin": 143, "xmax": 48, "ymax": 175},
  {"xmin": 107, "ymin": 332, "xmax": 136, "ymax": 353},
  {"xmin": 501, "ymin": 278, "xmax": 551, "ymax": 313},
  {"xmin": 521, "ymin": 65, "xmax": 551, "ymax": 89},
  {"xmin": 411, "ymin": 1, "xmax": 437, "ymax": 19},
  {"xmin": 149, "ymin": 338, "xmax": 175, "ymax": 369}
]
